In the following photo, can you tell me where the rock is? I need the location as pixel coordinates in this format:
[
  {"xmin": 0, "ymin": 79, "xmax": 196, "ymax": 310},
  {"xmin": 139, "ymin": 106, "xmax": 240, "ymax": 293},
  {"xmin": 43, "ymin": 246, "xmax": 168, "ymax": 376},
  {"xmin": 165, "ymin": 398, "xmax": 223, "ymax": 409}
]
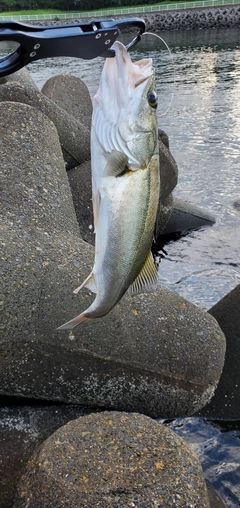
[
  {"xmin": 0, "ymin": 81, "xmax": 90, "ymax": 168},
  {"xmin": 42, "ymin": 74, "xmax": 92, "ymax": 130},
  {"xmin": 161, "ymin": 197, "xmax": 216, "ymax": 235},
  {"xmin": 67, "ymin": 160, "xmax": 95, "ymax": 245},
  {"xmin": 0, "ymin": 403, "xmax": 229, "ymax": 508},
  {"xmin": 155, "ymin": 193, "xmax": 173, "ymax": 240},
  {"xmin": 206, "ymin": 482, "xmax": 226, "ymax": 508},
  {"xmin": 0, "ymin": 402, "xmax": 94, "ymax": 508},
  {"xmin": 154, "ymin": 129, "xmax": 178, "ymax": 238},
  {"xmin": 233, "ymin": 199, "xmax": 240, "ymax": 211},
  {"xmin": 199, "ymin": 285, "xmax": 240, "ymax": 419},
  {"xmin": 1, "ymin": 284, "xmax": 225, "ymax": 418},
  {"xmin": 14, "ymin": 411, "xmax": 210, "ymax": 508},
  {"xmin": 0, "ymin": 67, "xmax": 38, "ymax": 88},
  {"xmin": 0, "ymin": 101, "xmax": 226, "ymax": 418},
  {"xmin": 158, "ymin": 128, "xmax": 178, "ymax": 203},
  {"xmin": 140, "ymin": 5, "xmax": 240, "ymax": 31}
]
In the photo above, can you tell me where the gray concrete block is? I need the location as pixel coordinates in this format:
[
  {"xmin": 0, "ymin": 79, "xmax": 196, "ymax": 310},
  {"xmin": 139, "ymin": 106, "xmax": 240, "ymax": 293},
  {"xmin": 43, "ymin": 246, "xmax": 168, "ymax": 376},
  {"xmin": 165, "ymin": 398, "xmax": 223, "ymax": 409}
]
[
  {"xmin": 14, "ymin": 412, "xmax": 210, "ymax": 508},
  {"xmin": 42, "ymin": 74, "xmax": 92, "ymax": 130},
  {"xmin": 0, "ymin": 81, "xmax": 90, "ymax": 167},
  {"xmin": 0, "ymin": 101, "xmax": 225, "ymax": 419}
]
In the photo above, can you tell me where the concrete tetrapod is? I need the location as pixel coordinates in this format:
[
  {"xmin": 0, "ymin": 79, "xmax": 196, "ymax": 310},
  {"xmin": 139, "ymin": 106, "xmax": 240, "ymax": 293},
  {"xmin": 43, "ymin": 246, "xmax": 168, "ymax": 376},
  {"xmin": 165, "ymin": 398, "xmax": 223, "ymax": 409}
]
[
  {"xmin": 200, "ymin": 284, "xmax": 240, "ymax": 419},
  {"xmin": 42, "ymin": 74, "xmax": 93, "ymax": 131},
  {"xmin": 13, "ymin": 411, "xmax": 210, "ymax": 508},
  {"xmin": 0, "ymin": 101, "xmax": 225, "ymax": 418},
  {"xmin": 0, "ymin": 81, "xmax": 90, "ymax": 168}
]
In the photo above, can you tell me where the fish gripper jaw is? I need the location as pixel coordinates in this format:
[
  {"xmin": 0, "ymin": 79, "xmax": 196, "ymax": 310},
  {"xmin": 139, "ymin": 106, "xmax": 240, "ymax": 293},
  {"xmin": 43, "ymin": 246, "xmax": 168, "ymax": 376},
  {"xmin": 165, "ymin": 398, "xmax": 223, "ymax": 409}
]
[{"xmin": 0, "ymin": 17, "xmax": 145, "ymax": 77}]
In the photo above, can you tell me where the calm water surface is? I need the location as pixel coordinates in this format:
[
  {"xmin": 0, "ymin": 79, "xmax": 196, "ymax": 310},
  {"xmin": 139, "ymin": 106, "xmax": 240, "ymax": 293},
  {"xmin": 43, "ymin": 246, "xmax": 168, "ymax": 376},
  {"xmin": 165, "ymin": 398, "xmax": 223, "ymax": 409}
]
[
  {"xmin": 26, "ymin": 27, "xmax": 240, "ymax": 310},
  {"xmin": 4, "ymin": 27, "xmax": 240, "ymax": 507}
]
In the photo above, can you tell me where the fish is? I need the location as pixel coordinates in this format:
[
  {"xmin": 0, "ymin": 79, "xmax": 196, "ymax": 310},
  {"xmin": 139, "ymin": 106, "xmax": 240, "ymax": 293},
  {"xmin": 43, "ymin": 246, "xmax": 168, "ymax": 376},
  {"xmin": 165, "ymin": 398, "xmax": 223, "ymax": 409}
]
[{"xmin": 57, "ymin": 41, "xmax": 160, "ymax": 330}]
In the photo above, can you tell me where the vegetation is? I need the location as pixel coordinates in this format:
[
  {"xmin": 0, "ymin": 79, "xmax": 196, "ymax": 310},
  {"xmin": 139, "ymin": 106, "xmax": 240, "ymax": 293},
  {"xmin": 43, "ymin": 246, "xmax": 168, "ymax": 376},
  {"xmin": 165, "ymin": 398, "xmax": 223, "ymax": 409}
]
[
  {"xmin": 0, "ymin": 9, "xmax": 73, "ymax": 15},
  {"xmin": 0, "ymin": 0, "xmax": 168, "ymax": 14}
]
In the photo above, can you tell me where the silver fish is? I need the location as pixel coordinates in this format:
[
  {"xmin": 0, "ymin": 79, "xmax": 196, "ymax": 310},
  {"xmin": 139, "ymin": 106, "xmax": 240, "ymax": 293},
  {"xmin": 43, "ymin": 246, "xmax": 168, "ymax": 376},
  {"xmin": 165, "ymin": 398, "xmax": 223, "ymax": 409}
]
[{"xmin": 57, "ymin": 41, "xmax": 160, "ymax": 330}]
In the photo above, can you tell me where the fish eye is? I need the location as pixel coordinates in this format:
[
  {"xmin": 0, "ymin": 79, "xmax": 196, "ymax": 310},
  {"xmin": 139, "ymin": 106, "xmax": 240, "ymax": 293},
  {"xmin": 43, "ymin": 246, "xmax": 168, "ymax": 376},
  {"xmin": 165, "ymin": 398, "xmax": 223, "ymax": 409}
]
[{"xmin": 148, "ymin": 91, "xmax": 158, "ymax": 109}]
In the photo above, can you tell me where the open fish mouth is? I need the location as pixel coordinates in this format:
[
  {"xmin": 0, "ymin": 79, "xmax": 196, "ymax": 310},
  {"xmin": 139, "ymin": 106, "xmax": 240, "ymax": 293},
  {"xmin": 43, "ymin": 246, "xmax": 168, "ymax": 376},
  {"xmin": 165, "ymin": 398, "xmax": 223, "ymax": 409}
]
[
  {"xmin": 103, "ymin": 41, "xmax": 154, "ymax": 99},
  {"xmin": 93, "ymin": 41, "xmax": 154, "ymax": 111}
]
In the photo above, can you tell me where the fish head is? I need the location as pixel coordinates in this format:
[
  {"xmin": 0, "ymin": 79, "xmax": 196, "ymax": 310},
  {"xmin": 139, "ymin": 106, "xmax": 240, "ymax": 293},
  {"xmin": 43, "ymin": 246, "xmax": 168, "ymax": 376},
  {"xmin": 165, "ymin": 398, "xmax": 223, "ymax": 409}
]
[{"xmin": 92, "ymin": 41, "xmax": 158, "ymax": 169}]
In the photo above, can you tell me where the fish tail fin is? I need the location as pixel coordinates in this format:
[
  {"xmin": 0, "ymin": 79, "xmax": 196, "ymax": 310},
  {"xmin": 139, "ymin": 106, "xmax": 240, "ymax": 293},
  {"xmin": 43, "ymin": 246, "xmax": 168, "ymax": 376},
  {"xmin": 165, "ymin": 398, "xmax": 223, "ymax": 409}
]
[{"xmin": 56, "ymin": 313, "xmax": 90, "ymax": 330}]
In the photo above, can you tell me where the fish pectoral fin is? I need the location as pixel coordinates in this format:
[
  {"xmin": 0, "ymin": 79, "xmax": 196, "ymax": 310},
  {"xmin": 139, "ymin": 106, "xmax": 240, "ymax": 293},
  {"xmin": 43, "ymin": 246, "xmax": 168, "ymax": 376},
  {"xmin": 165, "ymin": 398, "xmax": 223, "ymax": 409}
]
[
  {"xmin": 128, "ymin": 251, "xmax": 158, "ymax": 295},
  {"xmin": 73, "ymin": 272, "xmax": 97, "ymax": 294},
  {"xmin": 104, "ymin": 150, "xmax": 129, "ymax": 177}
]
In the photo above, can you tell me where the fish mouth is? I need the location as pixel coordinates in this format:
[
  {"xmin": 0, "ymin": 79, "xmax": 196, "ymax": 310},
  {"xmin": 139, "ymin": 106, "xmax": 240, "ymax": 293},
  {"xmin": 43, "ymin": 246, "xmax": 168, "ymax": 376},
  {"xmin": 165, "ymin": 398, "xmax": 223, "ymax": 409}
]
[
  {"xmin": 134, "ymin": 76, "xmax": 150, "ymax": 87},
  {"xmin": 112, "ymin": 41, "xmax": 154, "ymax": 88},
  {"xmin": 93, "ymin": 40, "xmax": 154, "ymax": 112}
]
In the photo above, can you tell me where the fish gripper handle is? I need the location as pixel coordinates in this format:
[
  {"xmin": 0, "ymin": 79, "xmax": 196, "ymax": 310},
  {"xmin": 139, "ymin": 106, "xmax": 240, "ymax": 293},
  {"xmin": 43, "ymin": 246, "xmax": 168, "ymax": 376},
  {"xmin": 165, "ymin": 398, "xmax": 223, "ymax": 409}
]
[{"xmin": 0, "ymin": 17, "xmax": 145, "ymax": 77}]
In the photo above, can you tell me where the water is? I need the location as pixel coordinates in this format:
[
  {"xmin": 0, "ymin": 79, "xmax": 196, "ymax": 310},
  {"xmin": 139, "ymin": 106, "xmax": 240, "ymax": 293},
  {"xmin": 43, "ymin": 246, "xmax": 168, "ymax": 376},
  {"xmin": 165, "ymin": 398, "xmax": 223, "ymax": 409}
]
[
  {"xmin": 161, "ymin": 417, "xmax": 240, "ymax": 508},
  {"xmin": 2, "ymin": 26, "xmax": 240, "ymax": 506}
]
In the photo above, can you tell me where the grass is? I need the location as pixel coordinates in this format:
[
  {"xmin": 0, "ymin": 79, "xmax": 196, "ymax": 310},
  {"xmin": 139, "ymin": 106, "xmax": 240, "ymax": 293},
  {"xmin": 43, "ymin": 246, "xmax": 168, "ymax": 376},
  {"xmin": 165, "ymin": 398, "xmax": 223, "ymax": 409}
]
[
  {"xmin": 0, "ymin": 1, "xmax": 212, "ymax": 17},
  {"xmin": 0, "ymin": 9, "xmax": 76, "ymax": 16}
]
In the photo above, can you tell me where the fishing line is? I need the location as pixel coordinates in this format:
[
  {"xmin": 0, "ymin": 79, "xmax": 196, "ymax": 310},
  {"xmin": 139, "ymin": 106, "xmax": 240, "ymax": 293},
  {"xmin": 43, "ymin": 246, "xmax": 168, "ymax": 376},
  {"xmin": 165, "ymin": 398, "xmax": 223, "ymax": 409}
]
[{"xmin": 141, "ymin": 32, "xmax": 176, "ymax": 118}]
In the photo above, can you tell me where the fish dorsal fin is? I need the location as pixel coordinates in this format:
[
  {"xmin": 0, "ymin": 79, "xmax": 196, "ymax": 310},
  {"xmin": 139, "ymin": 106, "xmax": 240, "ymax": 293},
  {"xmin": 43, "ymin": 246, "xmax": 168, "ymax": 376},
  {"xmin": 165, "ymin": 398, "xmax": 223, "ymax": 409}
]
[
  {"xmin": 128, "ymin": 251, "xmax": 158, "ymax": 296},
  {"xmin": 104, "ymin": 150, "xmax": 129, "ymax": 178},
  {"xmin": 73, "ymin": 272, "xmax": 97, "ymax": 295}
]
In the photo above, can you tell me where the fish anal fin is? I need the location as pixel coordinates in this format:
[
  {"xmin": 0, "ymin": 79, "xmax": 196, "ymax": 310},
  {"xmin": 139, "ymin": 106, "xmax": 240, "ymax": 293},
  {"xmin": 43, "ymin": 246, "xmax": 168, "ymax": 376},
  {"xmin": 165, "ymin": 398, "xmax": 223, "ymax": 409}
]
[
  {"xmin": 73, "ymin": 272, "xmax": 97, "ymax": 294},
  {"xmin": 104, "ymin": 150, "xmax": 129, "ymax": 178},
  {"xmin": 128, "ymin": 251, "xmax": 158, "ymax": 296}
]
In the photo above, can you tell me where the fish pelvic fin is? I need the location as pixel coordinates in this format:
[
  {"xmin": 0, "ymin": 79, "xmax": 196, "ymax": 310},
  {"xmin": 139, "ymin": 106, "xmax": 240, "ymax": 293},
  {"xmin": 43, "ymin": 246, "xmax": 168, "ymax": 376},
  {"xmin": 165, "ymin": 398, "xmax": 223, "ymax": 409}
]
[
  {"xmin": 104, "ymin": 151, "xmax": 129, "ymax": 177},
  {"xmin": 56, "ymin": 313, "xmax": 90, "ymax": 330},
  {"xmin": 73, "ymin": 272, "xmax": 97, "ymax": 294},
  {"xmin": 128, "ymin": 250, "xmax": 158, "ymax": 296}
]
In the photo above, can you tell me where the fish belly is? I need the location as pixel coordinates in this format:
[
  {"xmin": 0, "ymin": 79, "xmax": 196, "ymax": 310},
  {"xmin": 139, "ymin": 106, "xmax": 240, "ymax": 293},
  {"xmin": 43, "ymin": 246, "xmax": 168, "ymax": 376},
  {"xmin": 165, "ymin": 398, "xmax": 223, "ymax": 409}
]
[{"xmin": 90, "ymin": 153, "xmax": 160, "ymax": 317}]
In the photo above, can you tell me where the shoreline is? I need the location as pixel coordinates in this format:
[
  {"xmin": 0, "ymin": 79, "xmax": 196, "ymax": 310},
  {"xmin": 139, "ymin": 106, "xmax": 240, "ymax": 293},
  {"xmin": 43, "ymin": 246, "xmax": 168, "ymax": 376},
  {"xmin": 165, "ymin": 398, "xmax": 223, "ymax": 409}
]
[
  {"xmin": 142, "ymin": 3, "xmax": 240, "ymax": 31},
  {"xmin": 29, "ymin": 4, "xmax": 240, "ymax": 31}
]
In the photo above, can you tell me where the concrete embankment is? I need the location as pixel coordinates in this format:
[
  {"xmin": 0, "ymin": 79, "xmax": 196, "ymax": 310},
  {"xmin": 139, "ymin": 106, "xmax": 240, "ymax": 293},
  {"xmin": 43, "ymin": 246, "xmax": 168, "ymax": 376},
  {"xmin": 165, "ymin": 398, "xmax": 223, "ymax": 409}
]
[
  {"xmin": 31, "ymin": 4, "xmax": 240, "ymax": 31},
  {"xmin": 138, "ymin": 4, "xmax": 240, "ymax": 31}
]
